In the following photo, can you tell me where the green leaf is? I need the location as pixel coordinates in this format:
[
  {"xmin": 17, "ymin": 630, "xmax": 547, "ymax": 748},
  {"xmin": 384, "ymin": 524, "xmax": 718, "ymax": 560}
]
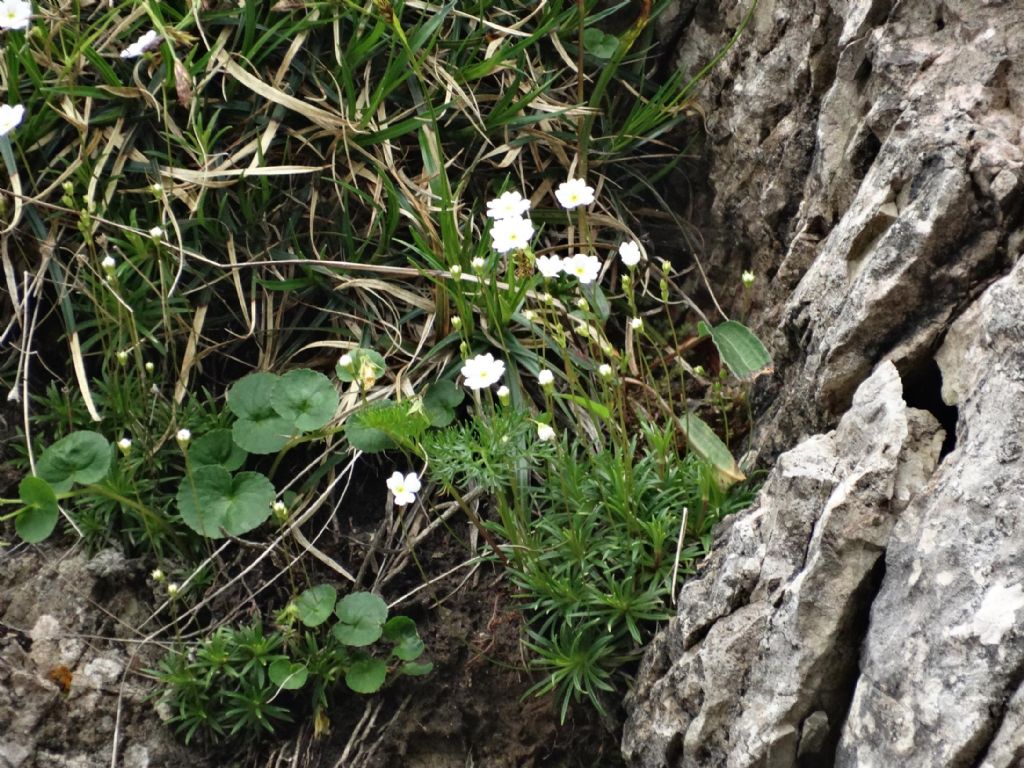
[
  {"xmin": 228, "ymin": 372, "xmax": 294, "ymax": 454},
  {"xmin": 268, "ymin": 659, "xmax": 308, "ymax": 690},
  {"xmin": 176, "ymin": 466, "xmax": 276, "ymax": 539},
  {"xmin": 295, "ymin": 584, "xmax": 337, "ymax": 628},
  {"xmin": 422, "ymin": 380, "xmax": 464, "ymax": 428},
  {"xmin": 333, "ymin": 592, "xmax": 388, "ymax": 647},
  {"xmin": 271, "ymin": 369, "xmax": 339, "ymax": 432},
  {"xmin": 555, "ymin": 393, "xmax": 611, "ymax": 422},
  {"xmin": 400, "ymin": 661, "xmax": 434, "ymax": 676},
  {"xmin": 36, "ymin": 431, "xmax": 111, "ymax": 492},
  {"xmin": 16, "ymin": 476, "xmax": 59, "ymax": 543},
  {"xmin": 345, "ymin": 658, "xmax": 387, "ymax": 694},
  {"xmin": 677, "ymin": 411, "xmax": 745, "ymax": 484},
  {"xmin": 582, "ymin": 28, "xmax": 619, "ymax": 59},
  {"xmin": 189, "ymin": 429, "xmax": 247, "ymax": 471},
  {"xmin": 336, "ymin": 348, "xmax": 386, "ymax": 384},
  {"xmin": 708, "ymin": 321, "xmax": 772, "ymax": 380},
  {"xmin": 383, "ymin": 616, "xmax": 425, "ymax": 661}
]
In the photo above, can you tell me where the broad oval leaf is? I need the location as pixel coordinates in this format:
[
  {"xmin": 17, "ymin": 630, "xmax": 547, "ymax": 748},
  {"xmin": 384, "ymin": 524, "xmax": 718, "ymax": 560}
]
[
  {"xmin": 345, "ymin": 657, "xmax": 387, "ymax": 694},
  {"xmin": 400, "ymin": 661, "xmax": 434, "ymax": 677},
  {"xmin": 271, "ymin": 369, "xmax": 339, "ymax": 433},
  {"xmin": 708, "ymin": 320, "xmax": 772, "ymax": 380},
  {"xmin": 677, "ymin": 411, "xmax": 745, "ymax": 485},
  {"xmin": 268, "ymin": 659, "xmax": 308, "ymax": 690},
  {"xmin": 232, "ymin": 416, "xmax": 294, "ymax": 455},
  {"xmin": 189, "ymin": 429, "xmax": 247, "ymax": 471},
  {"xmin": 333, "ymin": 592, "xmax": 388, "ymax": 647},
  {"xmin": 383, "ymin": 616, "xmax": 425, "ymax": 661},
  {"xmin": 295, "ymin": 584, "xmax": 337, "ymax": 628},
  {"xmin": 226, "ymin": 372, "xmax": 280, "ymax": 419},
  {"xmin": 37, "ymin": 431, "xmax": 111, "ymax": 492},
  {"xmin": 16, "ymin": 476, "xmax": 59, "ymax": 543},
  {"xmin": 176, "ymin": 465, "xmax": 276, "ymax": 538}
]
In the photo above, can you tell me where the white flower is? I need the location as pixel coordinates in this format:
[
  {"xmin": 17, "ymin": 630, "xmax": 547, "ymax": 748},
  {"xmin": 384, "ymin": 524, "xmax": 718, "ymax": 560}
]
[
  {"xmin": 116, "ymin": 349, "xmax": 129, "ymax": 365},
  {"xmin": 619, "ymin": 240, "xmax": 643, "ymax": 267},
  {"xmin": 117, "ymin": 437, "xmax": 132, "ymax": 453},
  {"xmin": 522, "ymin": 310, "xmax": 535, "ymax": 322},
  {"xmin": 386, "ymin": 471, "xmax": 421, "ymax": 506},
  {"xmin": 496, "ymin": 385, "xmax": 510, "ymax": 403},
  {"xmin": 271, "ymin": 500, "xmax": 288, "ymax": 520},
  {"xmin": 598, "ymin": 363, "xmax": 612, "ymax": 378},
  {"xmin": 490, "ymin": 215, "xmax": 534, "ymax": 254},
  {"xmin": 120, "ymin": 29, "xmax": 160, "ymax": 59},
  {"xmin": 486, "ymin": 190, "xmax": 531, "ymax": 220},
  {"xmin": 450, "ymin": 264, "xmax": 462, "ymax": 277},
  {"xmin": 535, "ymin": 254, "xmax": 563, "ymax": 278},
  {"xmin": 537, "ymin": 369, "xmax": 554, "ymax": 387},
  {"xmin": 630, "ymin": 317, "xmax": 644, "ymax": 331},
  {"xmin": 742, "ymin": 270, "xmax": 756, "ymax": 287},
  {"xmin": 175, "ymin": 428, "xmax": 191, "ymax": 446},
  {"xmin": 0, "ymin": 0, "xmax": 32, "ymax": 31},
  {"xmin": 0, "ymin": 103, "xmax": 25, "ymax": 137},
  {"xmin": 149, "ymin": 226, "xmax": 163, "ymax": 239},
  {"xmin": 101, "ymin": 255, "xmax": 116, "ymax": 271},
  {"xmin": 460, "ymin": 352, "xmax": 505, "ymax": 390},
  {"xmin": 563, "ymin": 253, "xmax": 601, "ymax": 284},
  {"xmin": 536, "ymin": 423, "xmax": 556, "ymax": 442},
  {"xmin": 144, "ymin": 361, "xmax": 155, "ymax": 375},
  {"xmin": 150, "ymin": 568, "xmax": 165, "ymax": 582},
  {"xmin": 554, "ymin": 178, "xmax": 595, "ymax": 209},
  {"xmin": 166, "ymin": 583, "xmax": 180, "ymax": 598},
  {"xmin": 471, "ymin": 256, "xmax": 486, "ymax": 270},
  {"xmin": 338, "ymin": 353, "xmax": 353, "ymax": 369}
]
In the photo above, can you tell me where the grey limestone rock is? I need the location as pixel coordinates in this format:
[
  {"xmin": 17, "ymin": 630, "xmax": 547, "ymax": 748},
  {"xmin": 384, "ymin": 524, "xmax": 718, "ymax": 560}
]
[{"xmin": 624, "ymin": 0, "xmax": 1024, "ymax": 765}]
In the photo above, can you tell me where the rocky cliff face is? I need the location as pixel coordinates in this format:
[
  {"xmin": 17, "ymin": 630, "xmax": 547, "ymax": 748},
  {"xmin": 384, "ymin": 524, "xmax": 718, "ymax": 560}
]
[{"xmin": 624, "ymin": 1, "xmax": 1024, "ymax": 766}]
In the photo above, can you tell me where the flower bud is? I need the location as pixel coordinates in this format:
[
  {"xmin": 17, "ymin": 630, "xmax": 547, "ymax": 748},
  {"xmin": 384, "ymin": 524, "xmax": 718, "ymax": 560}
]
[
  {"xmin": 496, "ymin": 385, "xmax": 510, "ymax": 405},
  {"xmin": 630, "ymin": 317, "xmax": 644, "ymax": 332},
  {"xmin": 175, "ymin": 428, "xmax": 191, "ymax": 447},
  {"xmin": 117, "ymin": 437, "xmax": 132, "ymax": 455},
  {"xmin": 742, "ymin": 270, "xmax": 756, "ymax": 288},
  {"xmin": 451, "ymin": 316, "xmax": 463, "ymax": 330}
]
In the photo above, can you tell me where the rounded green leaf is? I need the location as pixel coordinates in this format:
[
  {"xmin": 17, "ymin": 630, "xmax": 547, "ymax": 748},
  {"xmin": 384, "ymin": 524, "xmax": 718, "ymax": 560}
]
[
  {"xmin": 345, "ymin": 658, "xmax": 387, "ymax": 694},
  {"xmin": 383, "ymin": 616, "xmax": 425, "ymax": 661},
  {"xmin": 333, "ymin": 592, "xmax": 388, "ymax": 647},
  {"xmin": 189, "ymin": 429, "xmax": 247, "ymax": 471},
  {"xmin": 269, "ymin": 659, "xmax": 308, "ymax": 690},
  {"xmin": 232, "ymin": 416, "xmax": 294, "ymax": 455},
  {"xmin": 226, "ymin": 372, "xmax": 280, "ymax": 419},
  {"xmin": 271, "ymin": 369, "xmax": 339, "ymax": 432},
  {"xmin": 36, "ymin": 431, "xmax": 111, "ymax": 492},
  {"xmin": 295, "ymin": 584, "xmax": 337, "ymax": 628},
  {"xmin": 423, "ymin": 380, "xmax": 464, "ymax": 428},
  {"xmin": 16, "ymin": 476, "xmax": 59, "ymax": 543},
  {"xmin": 582, "ymin": 28, "xmax": 619, "ymax": 59},
  {"xmin": 228, "ymin": 372, "xmax": 294, "ymax": 454},
  {"xmin": 176, "ymin": 465, "xmax": 276, "ymax": 539}
]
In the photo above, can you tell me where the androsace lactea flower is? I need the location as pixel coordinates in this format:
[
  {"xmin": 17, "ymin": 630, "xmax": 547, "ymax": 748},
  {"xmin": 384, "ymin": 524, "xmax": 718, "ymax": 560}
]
[
  {"xmin": 490, "ymin": 215, "xmax": 534, "ymax": 254},
  {"xmin": 0, "ymin": 104, "xmax": 25, "ymax": 137},
  {"xmin": 555, "ymin": 178, "xmax": 595, "ymax": 209},
  {"xmin": 386, "ymin": 471, "xmax": 421, "ymax": 506},
  {"xmin": 460, "ymin": 353, "xmax": 505, "ymax": 390},
  {"xmin": 563, "ymin": 253, "xmax": 601, "ymax": 284},
  {"xmin": 0, "ymin": 0, "xmax": 32, "ymax": 31},
  {"xmin": 537, "ymin": 369, "xmax": 554, "ymax": 387},
  {"xmin": 486, "ymin": 190, "xmax": 531, "ymax": 220},
  {"xmin": 537, "ymin": 423, "xmax": 555, "ymax": 442},
  {"xmin": 535, "ymin": 254, "xmax": 563, "ymax": 278},
  {"xmin": 120, "ymin": 30, "xmax": 160, "ymax": 59},
  {"xmin": 619, "ymin": 240, "xmax": 643, "ymax": 267}
]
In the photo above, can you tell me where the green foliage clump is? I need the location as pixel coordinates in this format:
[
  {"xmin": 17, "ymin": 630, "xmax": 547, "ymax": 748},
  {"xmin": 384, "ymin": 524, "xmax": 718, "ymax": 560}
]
[{"xmin": 155, "ymin": 588, "xmax": 430, "ymax": 745}]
